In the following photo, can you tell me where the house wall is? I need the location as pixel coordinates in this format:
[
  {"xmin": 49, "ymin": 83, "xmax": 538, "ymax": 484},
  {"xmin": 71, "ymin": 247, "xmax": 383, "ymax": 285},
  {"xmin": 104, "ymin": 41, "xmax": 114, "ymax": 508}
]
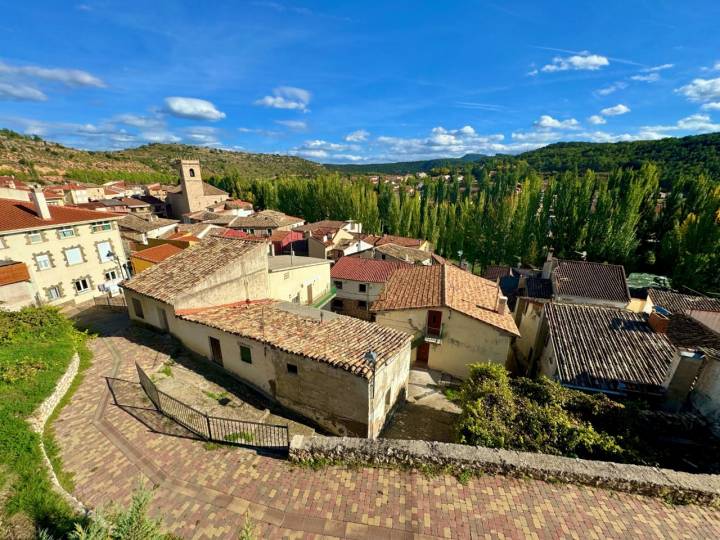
[
  {"xmin": 691, "ymin": 356, "xmax": 720, "ymax": 437},
  {"xmin": 538, "ymin": 334, "xmax": 558, "ymax": 378},
  {"xmin": 130, "ymin": 255, "xmax": 155, "ymax": 274},
  {"xmin": 0, "ymin": 219, "xmax": 126, "ymax": 306},
  {"xmin": 307, "ymin": 238, "xmax": 328, "ymax": 259},
  {"xmin": 690, "ymin": 310, "xmax": 720, "ymax": 335},
  {"xmin": 0, "ymin": 280, "xmax": 35, "ymax": 310},
  {"xmin": 512, "ymin": 298, "xmax": 546, "ymax": 373},
  {"xmin": 125, "ymin": 296, "xmax": 386, "ymax": 437},
  {"xmin": 374, "ymin": 307, "xmax": 512, "ymax": 379},
  {"xmin": 0, "ymin": 187, "xmax": 30, "ymax": 201},
  {"xmin": 368, "ymin": 346, "xmax": 411, "ymax": 438},
  {"xmin": 332, "ymin": 279, "xmax": 385, "ymax": 320},
  {"xmin": 268, "ymin": 261, "xmax": 331, "ymax": 306}
]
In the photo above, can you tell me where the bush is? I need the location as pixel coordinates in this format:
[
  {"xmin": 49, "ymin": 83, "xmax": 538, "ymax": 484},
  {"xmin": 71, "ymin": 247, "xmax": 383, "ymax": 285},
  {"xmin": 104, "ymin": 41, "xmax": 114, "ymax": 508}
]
[{"xmin": 455, "ymin": 363, "xmax": 626, "ymax": 461}]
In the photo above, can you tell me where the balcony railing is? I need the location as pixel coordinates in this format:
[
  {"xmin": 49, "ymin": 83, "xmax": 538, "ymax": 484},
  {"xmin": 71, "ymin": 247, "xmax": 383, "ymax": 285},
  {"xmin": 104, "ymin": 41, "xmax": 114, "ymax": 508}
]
[
  {"xmin": 311, "ymin": 285, "xmax": 337, "ymax": 308},
  {"xmin": 425, "ymin": 324, "xmax": 444, "ymax": 342}
]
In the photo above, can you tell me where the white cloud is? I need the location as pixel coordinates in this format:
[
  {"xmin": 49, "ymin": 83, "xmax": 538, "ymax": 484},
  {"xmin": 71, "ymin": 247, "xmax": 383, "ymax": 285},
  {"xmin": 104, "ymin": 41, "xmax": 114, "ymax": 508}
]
[
  {"xmin": 345, "ymin": 129, "xmax": 369, "ymax": 142},
  {"xmin": 164, "ymin": 97, "xmax": 226, "ymax": 121},
  {"xmin": 0, "ymin": 82, "xmax": 47, "ymax": 101},
  {"xmin": 0, "ymin": 60, "xmax": 105, "ymax": 88},
  {"xmin": 534, "ymin": 115, "xmax": 580, "ymax": 129},
  {"xmin": 600, "ymin": 104, "xmax": 631, "ymax": 116},
  {"xmin": 142, "ymin": 130, "xmax": 182, "ymax": 143},
  {"xmin": 645, "ymin": 63, "xmax": 674, "ymax": 72},
  {"xmin": 541, "ymin": 52, "xmax": 609, "ymax": 73},
  {"xmin": 588, "ymin": 115, "xmax": 606, "ymax": 125},
  {"xmin": 254, "ymin": 86, "xmax": 311, "ymax": 112},
  {"xmin": 114, "ymin": 113, "xmax": 164, "ymax": 129},
  {"xmin": 701, "ymin": 102, "xmax": 720, "ymax": 111},
  {"xmin": 640, "ymin": 114, "xmax": 720, "ymax": 136},
  {"xmin": 631, "ymin": 72, "xmax": 660, "ymax": 82},
  {"xmin": 595, "ymin": 81, "xmax": 628, "ymax": 96},
  {"xmin": 182, "ymin": 126, "xmax": 221, "ymax": 146},
  {"xmin": 334, "ymin": 154, "xmax": 364, "ymax": 162},
  {"xmin": 677, "ymin": 77, "xmax": 720, "ymax": 103},
  {"xmin": 275, "ymin": 119, "xmax": 307, "ymax": 130}
]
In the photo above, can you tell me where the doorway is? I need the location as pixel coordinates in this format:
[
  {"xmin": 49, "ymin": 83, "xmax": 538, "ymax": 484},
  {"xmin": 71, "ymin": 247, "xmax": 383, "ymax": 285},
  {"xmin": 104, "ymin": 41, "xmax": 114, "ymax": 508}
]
[
  {"xmin": 209, "ymin": 337, "xmax": 223, "ymax": 366},
  {"xmin": 307, "ymin": 283, "xmax": 313, "ymax": 304},
  {"xmin": 416, "ymin": 342, "xmax": 430, "ymax": 366}
]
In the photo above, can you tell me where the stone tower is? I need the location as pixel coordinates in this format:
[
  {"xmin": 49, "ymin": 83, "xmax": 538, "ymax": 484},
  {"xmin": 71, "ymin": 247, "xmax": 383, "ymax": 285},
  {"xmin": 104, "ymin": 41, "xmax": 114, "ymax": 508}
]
[{"xmin": 175, "ymin": 159, "xmax": 205, "ymax": 214}]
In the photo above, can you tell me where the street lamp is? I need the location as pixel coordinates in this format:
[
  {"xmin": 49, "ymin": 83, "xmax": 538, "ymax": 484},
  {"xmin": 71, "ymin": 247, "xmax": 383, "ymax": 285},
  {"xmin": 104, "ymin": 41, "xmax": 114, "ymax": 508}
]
[{"xmin": 106, "ymin": 250, "xmax": 126, "ymax": 280}]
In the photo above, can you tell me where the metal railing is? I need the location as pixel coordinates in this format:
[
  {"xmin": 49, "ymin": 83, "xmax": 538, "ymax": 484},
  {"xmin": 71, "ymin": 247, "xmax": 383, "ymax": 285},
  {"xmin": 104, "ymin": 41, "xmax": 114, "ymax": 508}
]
[
  {"xmin": 135, "ymin": 363, "xmax": 289, "ymax": 452},
  {"xmin": 311, "ymin": 285, "xmax": 337, "ymax": 308}
]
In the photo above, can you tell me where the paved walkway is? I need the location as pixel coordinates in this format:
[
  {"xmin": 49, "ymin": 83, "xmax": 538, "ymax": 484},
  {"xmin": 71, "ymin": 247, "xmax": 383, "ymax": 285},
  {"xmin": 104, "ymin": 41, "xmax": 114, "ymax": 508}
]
[{"xmin": 53, "ymin": 308, "xmax": 720, "ymax": 539}]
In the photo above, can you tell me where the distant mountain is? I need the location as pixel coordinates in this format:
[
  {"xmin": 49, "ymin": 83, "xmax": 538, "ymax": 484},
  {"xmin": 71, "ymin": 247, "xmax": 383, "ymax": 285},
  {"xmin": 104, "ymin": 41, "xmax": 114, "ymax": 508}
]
[
  {"xmin": 326, "ymin": 153, "xmax": 488, "ymax": 174},
  {"xmin": 0, "ymin": 129, "xmax": 325, "ymax": 184},
  {"xmin": 326, "ymin": 133, "xmax": 720, "ymax": 183}
]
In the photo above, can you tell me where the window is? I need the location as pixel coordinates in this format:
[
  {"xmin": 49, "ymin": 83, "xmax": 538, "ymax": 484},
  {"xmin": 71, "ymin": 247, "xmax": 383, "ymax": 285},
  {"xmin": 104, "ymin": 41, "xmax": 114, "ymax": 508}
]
[
  {"xmin": 189, "ymin": 168, "xmax": 195, "ymax": 177},
  {"xmin": 385, "ymin": 388, "xmax": 392, "ymax": 408},
  {"xmin": 57, "ymin": 226, "xmax": 75, "ymax": 238},
  {"xmin": 333, "ymin": 280, "xmax": 343, "ymax": 289},
  {"xmin": 132, "ymin": 298, "xmax": 144, "ymax": 319},
  {"xmin": 91, "ymin": 221, "xmax": 112, "ymax": 233},
  {"xmin": 28, "ymin": 231, "xmax": 43, "ymax": 244},
  {"xmin": 266, "ymin": 228, "xmax": 272, "ymax": 235},
  {"xmin": 35, "ymin": 253, "xmax": 52, "ymax": 271},
  {"xmin": 240, "ymin": 345, "xmax": 252, "ymax": 364},
  {"xmin": 283, "ymin": 272, "xmax": 290, "ymax": 280},
  {"xmin": 64, "ymin": 247, "xmax": 83, "ymax": 266},
  {"xmin": 359, "ymin": 283, "xmax": 367, "ymax": 293},
  {"xmin": 74, "ymin": 278, "xmax": 90, "ymax": 294},
  {"xmin": 47, "ymin": 286, "xmax": 61, "ymax": 300},
  {"xmin": 358, "ymin": 300, "xmax": 368, "ymax": 309},
  {"xmin": 286, "ymin": 363, "xmax": 298, "ymax": 375},
  {"xmin": 97, "ymin": 240, "xmax": 113, "ymax": 262},
  {"xmin": 104, "ymin": 269, "xmax": 118, "ymax": 281}
]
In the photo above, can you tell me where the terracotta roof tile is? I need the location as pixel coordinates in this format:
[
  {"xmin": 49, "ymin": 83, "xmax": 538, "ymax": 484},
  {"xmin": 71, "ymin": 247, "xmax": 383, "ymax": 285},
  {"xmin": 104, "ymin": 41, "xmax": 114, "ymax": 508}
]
[
  {"xmin": 179, "ymin": 301, "xmax": 411, "ymax": 378},
  {"xmin": 331, "ymin": 257, "xmax": 405, "ymax": 283},
  {"xmin": 0, "ymin": 198, "xmax": 121, "ymax": 232},
  {"xmin": 132, "ymin": 243, "xmax": 184, "ymax": 264},
  {"xmin": 483, "ymin": 265, "xmax": 513, "ymax": 281},
  {"xmin": 374, "ymin": 243, "xmax": 432, "ymax": 264},
  {"xmin": 372, "ymin": 264, "xmax": 519, "ymax": 336},
  {"xmin": 122, "ymin": 237, "xmax": 262, "ymax": 304},
  {"xmin": 118, "ymin": 214, "xmax": 178, "ymax": 233},
  {"xmin": 552, "ymin": 259, "xmax": 630, "ymax": 304},
  {"xmin": 226, "ymin": 210, "xmax": 304, "ymax": 229},
  {"xmin": 545, "ymin": 303, "xmax": 675, "ymax": 393},
  {"xmin": 648, "ymin": 289, "xmax": 720, "ymax": 314}
]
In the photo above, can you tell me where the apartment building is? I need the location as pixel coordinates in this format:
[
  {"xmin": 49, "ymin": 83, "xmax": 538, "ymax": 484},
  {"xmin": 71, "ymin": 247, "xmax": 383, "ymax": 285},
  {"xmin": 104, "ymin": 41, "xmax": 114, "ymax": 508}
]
[{"xmin": 0, "ymin": 189, "xmax": 127, "ymax": 307}]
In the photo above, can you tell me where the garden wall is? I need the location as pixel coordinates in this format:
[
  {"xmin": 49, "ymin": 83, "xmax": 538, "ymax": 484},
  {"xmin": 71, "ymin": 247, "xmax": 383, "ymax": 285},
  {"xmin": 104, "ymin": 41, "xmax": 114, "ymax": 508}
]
[{"xmin": 289, "ymin": 435, "xmax": 720, "ymax": 506}]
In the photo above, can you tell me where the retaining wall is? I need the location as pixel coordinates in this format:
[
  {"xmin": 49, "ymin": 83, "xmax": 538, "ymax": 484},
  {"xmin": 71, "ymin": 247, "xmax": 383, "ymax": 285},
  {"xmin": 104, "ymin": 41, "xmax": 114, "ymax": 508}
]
[{"xmin": 290, "ymin": 435, "xmax": 720, "ymax": 506}]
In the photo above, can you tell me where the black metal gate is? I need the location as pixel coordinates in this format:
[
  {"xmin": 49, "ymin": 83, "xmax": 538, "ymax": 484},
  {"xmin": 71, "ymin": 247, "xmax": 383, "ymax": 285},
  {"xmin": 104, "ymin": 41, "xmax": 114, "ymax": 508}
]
[{"xmin": 135, "ymin": 363, "xmax": 289, "ymax": 452}]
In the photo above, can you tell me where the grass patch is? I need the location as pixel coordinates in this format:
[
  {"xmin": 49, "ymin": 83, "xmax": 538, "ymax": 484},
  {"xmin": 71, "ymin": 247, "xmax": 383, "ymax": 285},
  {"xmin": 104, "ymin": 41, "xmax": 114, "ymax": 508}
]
[
  {"xmin": 202, "ymin": 442, "xmax": 222, "ymax": 451},
  {"xmin": 203, "ymin": 389, "xmax": 230, "ymax": 405},
  {"xmin": 224, "ymin": 431, "xmax": 254, "ymax": 444},
  {"xmin": 443, "ymin": 387, "xmax": 462, "ymax": 402},
  {"xmin": 159, "ymin": 360, "xmax": 174, "ymax": 378},
  {"xmin": 0, "ymin": 307, "xmax": 88, "ymax": 538}
]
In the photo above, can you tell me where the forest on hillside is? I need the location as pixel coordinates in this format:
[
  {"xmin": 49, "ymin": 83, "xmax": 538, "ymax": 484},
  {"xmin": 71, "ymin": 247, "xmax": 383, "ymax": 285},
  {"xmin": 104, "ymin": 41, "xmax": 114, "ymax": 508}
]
[{"xmin": 210, "ymin": 161, "xmax": 720, "ymax": 295}]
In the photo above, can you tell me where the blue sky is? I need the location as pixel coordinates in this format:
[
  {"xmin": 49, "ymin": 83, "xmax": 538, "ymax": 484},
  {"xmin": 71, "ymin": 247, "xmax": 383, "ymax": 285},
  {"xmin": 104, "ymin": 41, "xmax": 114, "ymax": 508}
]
[{"xmin": 1, "ymin": 1, "xmax": 720, "ymax": 163}]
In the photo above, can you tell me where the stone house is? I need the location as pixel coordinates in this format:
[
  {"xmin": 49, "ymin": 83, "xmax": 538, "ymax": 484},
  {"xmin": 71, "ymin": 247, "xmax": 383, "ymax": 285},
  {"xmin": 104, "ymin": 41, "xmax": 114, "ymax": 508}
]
[
  {"xmin": 372, "ymin": 264, "xmax": 519, "ymax": 379},
  {"xmin": 0, "ymin": 190, "xmax": 128, "ymax": 306},
  {"xmin": 165, "ymin": 160, "xmax": 229, "ymax": 219},
  {"xmin": 330, "ymin": 257, "xmax": 405, "ymax": 320},
  {"xmin": 118, "ymin": 214, "xmax": 179, "ymax": 246},
  {"xmin": 306, "ymin": 228, "xmax": 372, "ymax": 261},
  {"xmin": 267, "ymin": 255, "xmax": 333, "ymax": 308},
  {"xmin": 121, "ymin": 237, "xmax": 411, "ymax": 437}
]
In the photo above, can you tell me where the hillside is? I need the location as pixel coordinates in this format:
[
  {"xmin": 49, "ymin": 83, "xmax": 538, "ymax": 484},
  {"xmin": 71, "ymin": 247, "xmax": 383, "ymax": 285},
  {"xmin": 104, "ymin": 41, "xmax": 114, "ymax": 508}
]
[
  {"xmin": 326, "ymin": 133, "xmax": 720, "ymax": 183},
  {"xmin": 0, "ymin": 129, "xmax": 325, "ymax": 184}
]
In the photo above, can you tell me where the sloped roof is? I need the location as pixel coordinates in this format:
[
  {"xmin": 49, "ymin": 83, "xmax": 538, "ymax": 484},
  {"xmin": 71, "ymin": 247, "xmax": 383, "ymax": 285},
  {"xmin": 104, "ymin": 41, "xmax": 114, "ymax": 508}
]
[
  {"xmin": 372, "ymin": 264, "xmax": 519, "ymax": 336},
  {"xmin": 358, "ymin": 233, "xmax": 426, "ymax": 248},
  {"xmin": 0, "ymin": 198, "xmax": 121, "ymax": 233},
  {"xmin": 295, "ymin": 220, "xmax": 350, "ymax": 232},
  {"xmin": 525, "ymin": 277, "xmax": 553, "ymax": 299},
  {"xmin": 552, "ymin": 259, "xmax": 630, "ymax": 304},
  {"xmin": 132, "ymin": 243, "xmax": 184, "ymax": 264},
  {"xmin": 118, "ymin": 214, "xmax": 178, "ymax": 233},
  {"xmin": 375, "ymin": 243, "xmax": 432, "ymax": 264},
  {"xmin": 179, "ymin": 301, "xmax": 411, "ymax": 379},
  {"xmin": 648, "ymin": 289, "xmax": 720, "ymax": 314},
  {"xmin": 225, "ymin": 210, "xmax": 304, "ymax": 229},
  {"xmin": 166, "ymin": 182, "xmax": 227, "ymax": 197},
  {"xmin": 483, "ymin": 265, "xmax": 514, "ymax": 281},
  {"xmin": 122, "ymin": 237, "xmax": 262, "ymax": 304},
  {"xmin": 545, "ymin": 303, "xmax": 674, "ymax": 393},
  {"xmin": 331, "ymin": 257, "xmax": 405, "ymax": 283}
]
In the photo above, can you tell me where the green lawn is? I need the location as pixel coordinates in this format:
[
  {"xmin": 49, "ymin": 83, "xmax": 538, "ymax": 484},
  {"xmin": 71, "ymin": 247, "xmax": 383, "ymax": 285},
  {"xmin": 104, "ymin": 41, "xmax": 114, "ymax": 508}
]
[{"xmin": 0, "ymin": 307, "xmax": 88, "ymax": 538}]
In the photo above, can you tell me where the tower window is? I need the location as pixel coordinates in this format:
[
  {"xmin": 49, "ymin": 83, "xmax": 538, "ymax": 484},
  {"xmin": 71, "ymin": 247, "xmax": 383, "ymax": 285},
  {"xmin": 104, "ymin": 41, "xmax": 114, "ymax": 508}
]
[{"xmin": 189, "ymin": 168, "xmax": 195, "ymax": 177}]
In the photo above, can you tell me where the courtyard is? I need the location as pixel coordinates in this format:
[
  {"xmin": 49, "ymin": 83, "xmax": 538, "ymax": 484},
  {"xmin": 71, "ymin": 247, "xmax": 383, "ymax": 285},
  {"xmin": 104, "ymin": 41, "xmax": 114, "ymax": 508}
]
[{"xmin": 48, "ymin": 306, "xmax": 720, "ymax": 538}]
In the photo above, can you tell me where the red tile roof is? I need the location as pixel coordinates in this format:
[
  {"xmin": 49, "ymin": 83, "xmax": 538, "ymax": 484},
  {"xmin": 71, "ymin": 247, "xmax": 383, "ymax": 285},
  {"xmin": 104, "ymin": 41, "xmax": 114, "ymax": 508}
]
[
  {"xmin": 0, "ymin": 198, "xmax": 121, "ymax": 232},
  {"xmin": 132, "ymin": 243, "xmax": 184, "ymax": 264},
  {"xmin": 331, "ymin": 257, "xmax": 405, "ymax": 283},
  {"xmin": 0, "ymin": 177, "xmax": 29, "ymax": 190},
  {"xmin": 359, "ymin": 233, "xmax": 426, "ymax": 248},
  {"xmin": 372, "ymin": 264, "xmax": 520, "ymax": 336}
]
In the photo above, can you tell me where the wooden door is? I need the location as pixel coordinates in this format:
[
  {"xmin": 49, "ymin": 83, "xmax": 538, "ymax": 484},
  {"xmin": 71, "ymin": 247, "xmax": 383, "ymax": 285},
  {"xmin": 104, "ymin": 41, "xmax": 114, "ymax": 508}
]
[
  {"xmin": 209, "ymin": 337, "xmax": 223, "ymax": 366},
  {"xmin": 416, "ymin": 342, "xmax": 430, "ymax": 366},
  {"xmin": 307, "ymin": 283, "xmax": 313, "ymax": 304}
]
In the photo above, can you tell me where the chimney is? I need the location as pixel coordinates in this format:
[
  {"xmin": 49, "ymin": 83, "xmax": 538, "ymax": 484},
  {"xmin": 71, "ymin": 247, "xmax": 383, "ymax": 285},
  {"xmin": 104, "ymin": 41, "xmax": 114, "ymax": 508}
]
[
  {"xmin": 30, "ymin": 187, "xmax": 51, "ymax": 220},
  {"xmin": 648, "ymin": 310, "xmax": 670, "ymax": 334},
  {"xmin": 662, "ymin": 348, "xmax": 705, "ymax": 411},
  {"xmin": 496, "ymin": 294, "xmax": 508, "ymax": 314}
]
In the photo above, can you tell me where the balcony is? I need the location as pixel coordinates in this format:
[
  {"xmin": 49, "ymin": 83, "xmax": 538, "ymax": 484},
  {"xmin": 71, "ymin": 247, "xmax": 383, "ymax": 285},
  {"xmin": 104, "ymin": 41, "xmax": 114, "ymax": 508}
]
[
  {"xmin": 311, "ymin": 285, "xmax": 337, "ymax": 309},
  {"xmin": 424, "ymin": 324, "xmax": 444, "ymax": 344}
]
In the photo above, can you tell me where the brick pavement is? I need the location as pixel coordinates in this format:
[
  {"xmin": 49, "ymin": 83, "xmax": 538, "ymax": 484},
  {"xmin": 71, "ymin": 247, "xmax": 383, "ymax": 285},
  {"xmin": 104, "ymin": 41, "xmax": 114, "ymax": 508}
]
[{"xmin": 52, "ymin": 309, "xmax": 720, "ymax": 539}]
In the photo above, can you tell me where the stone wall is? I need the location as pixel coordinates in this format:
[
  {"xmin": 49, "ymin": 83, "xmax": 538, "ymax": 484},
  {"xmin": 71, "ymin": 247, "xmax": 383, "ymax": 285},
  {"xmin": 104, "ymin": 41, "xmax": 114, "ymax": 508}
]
[
  {"xmin": 27, "ymin": 352, "xmax": 87, "ymax": 514},
  {"xmin": 289, "ymin": 435, "xmax": 720, "ymax": 506}
]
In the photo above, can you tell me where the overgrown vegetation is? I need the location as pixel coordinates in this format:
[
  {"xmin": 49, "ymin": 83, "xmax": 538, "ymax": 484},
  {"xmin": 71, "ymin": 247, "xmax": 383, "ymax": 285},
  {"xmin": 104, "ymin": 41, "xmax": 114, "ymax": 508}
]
[
  {"xmin": 454, "ymin": 363, "xmax": 720, "ymax": 471},
  {"xmin": 0, "ymin": 307, "xmax": 86, "ymax": 537}
]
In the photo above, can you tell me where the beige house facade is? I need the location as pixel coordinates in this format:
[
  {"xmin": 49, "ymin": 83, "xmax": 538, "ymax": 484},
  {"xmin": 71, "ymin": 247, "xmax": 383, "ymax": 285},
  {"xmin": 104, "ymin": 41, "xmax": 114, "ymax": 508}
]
[
  {"xmin": 0, "ymin": 191, "xmax": 127, "ymax": 307},
  {"xmin": 267, "ymin": 255, "xmax": 333, "ymax": 307}
]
